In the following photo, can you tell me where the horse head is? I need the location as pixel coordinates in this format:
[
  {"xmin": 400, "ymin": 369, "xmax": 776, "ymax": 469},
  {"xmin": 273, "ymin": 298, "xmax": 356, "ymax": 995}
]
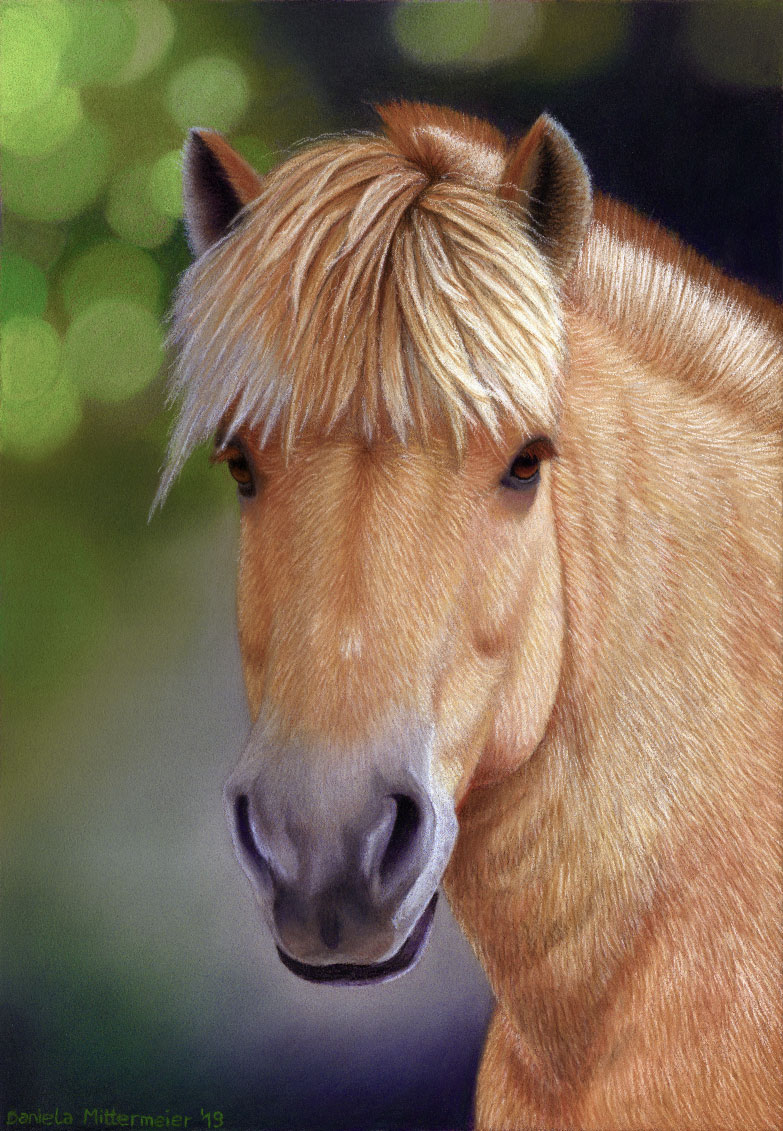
[{"xmin": 160, "ymin": 103, "xmax": 592, "ymax": 984}]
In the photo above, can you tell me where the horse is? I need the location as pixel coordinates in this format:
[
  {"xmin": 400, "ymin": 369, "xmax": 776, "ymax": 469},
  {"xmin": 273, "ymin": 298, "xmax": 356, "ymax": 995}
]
[{"xmin": 156, "ymin": 102, "xmax": 782, "ymax": 1129}]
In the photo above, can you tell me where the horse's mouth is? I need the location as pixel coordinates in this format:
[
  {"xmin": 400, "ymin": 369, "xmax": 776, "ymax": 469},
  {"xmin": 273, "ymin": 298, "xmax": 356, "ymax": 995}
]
[{"xmin": 276, "ymin": 893, "xmax": 438, "ymax": 986}]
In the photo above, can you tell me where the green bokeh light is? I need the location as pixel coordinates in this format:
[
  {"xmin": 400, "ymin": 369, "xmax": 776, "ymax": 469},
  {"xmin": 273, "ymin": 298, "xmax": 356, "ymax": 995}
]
[
  {"xmin": 395, "ymin": 2, "xmax": 627, "ymax": 79},
  {"xmin": 59, "ymin": 0, "xmax": 136, "ymax": 85},
  {"xmin": 0, "ymin": 2, "xmax": 64, "ymax": 116},
  {"xmin": 466, "ymin": 3, "xmax": 544, "ymax": 67},
  {"xmin": 0, "ymin": 368, "xmax": 82, "ymax": 459},
  {"xmin": 18, "ymin": 0, "xmax": 75, "ymax": 55},
  {"xmin": 1, "ymin": 316, "xmax": 61, "ymax": 404},
  {"xmin": 60, "ymin": 241, "xmax": 164, "ymax": 319},
  {"xmin": 521, "ymin": 4, "xmax": 628, "ymax": 81},
  {"xmin": 147, "ymin": 150, "xmax": 184, "ymax": 219},
  {"xmin": 63, "ymin": 299, "xmax": 164, "ymax": 404},
  {"xmin": 1, "ymin": 117, "xmax": 110, "ymax": 222},
  {"xmin": 0, "ymin": 85, "xmax": 83, "ymax": 157},
  {"xmin": 115, "ymin": 0, "xmax": 176, "ymax": 84},
  {"xmin": 0, "ymin": 254, "xmax": 48, "ymax": 321},
  {"xmin": 105, "ymin": 164, "xmax": 176, "ymax": 249},
  {"xmin": 0, "ymin": 317, "xmax": 80, "ymax": 459},
  {"xmin": 393, "ymin": 1, "xmax": 490, "ymax": 67},
  {"xmin": 165, "ymin": 55, "xmax": 251, "ymax": 133}
]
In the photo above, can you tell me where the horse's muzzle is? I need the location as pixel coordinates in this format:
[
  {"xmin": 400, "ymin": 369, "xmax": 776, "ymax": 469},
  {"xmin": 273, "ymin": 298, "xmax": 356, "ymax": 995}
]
[{"xmin": 223, "ymin": 717, "xmax": 457, "ymax": 983}]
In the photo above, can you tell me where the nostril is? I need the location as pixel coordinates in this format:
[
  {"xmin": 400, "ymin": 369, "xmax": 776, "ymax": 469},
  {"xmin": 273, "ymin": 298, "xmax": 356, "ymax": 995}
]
[
  {"xmin": 234, "ymin": 793, "xmax": 268, "ymax": 874},
  {"xmin": 379, "ymin": 794, "xmax": 421, "ymax": 883}
]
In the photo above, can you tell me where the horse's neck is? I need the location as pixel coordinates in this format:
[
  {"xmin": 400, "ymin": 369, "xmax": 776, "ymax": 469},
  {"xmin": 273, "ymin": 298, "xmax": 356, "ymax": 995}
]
[
  {"xmin": 445, "ymin": 231, "xmax": 782, "ymax": 1088},
  {"xmin": 571, "ymin": 196, "xmax": 782, "ymax": 433}
]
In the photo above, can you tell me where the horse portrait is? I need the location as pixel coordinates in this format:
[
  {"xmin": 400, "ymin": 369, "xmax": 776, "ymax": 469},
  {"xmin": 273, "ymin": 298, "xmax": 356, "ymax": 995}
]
[{"xmin": 156, "ymin": 102, "xmax": 782, "ymax": 1129}]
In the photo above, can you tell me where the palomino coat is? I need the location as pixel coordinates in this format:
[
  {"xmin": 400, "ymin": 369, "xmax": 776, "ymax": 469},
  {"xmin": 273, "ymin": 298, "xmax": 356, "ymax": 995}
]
[{"xmin": 162, "ymin": 103, "xmax": 782, "ymax": 1129}]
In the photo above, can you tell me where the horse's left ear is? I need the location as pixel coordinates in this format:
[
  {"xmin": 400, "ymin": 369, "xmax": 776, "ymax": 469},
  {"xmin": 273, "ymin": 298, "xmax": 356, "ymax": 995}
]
[
  {"xmin": 500, "ymin": 115, "xmax": 592, "ymax": 283},
  {"xmin": 183, "ymin": 129, "xmax": 264, "ymax": 257}
]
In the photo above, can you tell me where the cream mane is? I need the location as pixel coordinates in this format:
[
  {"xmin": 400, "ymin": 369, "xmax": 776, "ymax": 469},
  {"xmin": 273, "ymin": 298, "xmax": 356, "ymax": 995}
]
[{"xmin": 572, "ymin": 198, "xmax": 782, "ymax": 433}]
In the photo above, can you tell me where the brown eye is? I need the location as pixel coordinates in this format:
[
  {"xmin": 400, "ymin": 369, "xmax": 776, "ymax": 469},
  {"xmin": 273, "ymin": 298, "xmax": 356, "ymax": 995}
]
[
  {"xmin": 501, "ymin": 446, "xmax": 541, "ymax": 490},
  {"xmin": 229, "ymin": 452, "xmax": 253, "ymax": 488},
  {"xmin": 212, "ymin": 439, "xmax": 256, "ymax": 498}
]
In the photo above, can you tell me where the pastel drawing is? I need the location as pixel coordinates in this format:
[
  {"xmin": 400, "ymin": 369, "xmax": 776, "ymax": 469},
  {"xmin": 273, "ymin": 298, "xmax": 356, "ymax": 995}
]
[{"xmin": 157, "ymin": 102, "xmax": 782, "ymax": 1129}]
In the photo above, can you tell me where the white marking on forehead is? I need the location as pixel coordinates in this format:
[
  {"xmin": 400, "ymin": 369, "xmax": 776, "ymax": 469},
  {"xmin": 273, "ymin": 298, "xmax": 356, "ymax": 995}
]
[{"xmin": 340, "ymin": 632, "xmax": 364, "ymax": 661}]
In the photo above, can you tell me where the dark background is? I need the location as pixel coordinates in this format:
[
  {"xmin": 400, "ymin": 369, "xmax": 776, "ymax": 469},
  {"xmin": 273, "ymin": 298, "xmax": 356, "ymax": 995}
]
[{"xmin": 2, "ymin": 4, "xmax": 781, "ymax": 1131}]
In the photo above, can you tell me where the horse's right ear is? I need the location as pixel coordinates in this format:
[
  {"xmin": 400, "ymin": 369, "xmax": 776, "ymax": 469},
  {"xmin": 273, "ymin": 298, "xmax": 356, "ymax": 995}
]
[
  {"xmin": 500, "ymin": 115, "xmax": 592, "ymax": 283},
  {"xmin": 183, "ymin": 129, "xmax": 264, "ymax": 257}
]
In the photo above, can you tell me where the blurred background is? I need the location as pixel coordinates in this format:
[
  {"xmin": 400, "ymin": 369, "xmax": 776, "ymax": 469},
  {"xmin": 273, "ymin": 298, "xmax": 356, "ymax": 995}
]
[{"xmin": 1, "ymin": 3, "xmax": 781, "ymax": 1129}]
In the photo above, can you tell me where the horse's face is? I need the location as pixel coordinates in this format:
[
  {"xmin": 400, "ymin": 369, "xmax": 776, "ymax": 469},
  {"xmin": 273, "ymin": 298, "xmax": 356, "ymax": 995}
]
[
  {"xmin": 223, "ymin": 424, "xmax": 564, "ymax": 981},
  {"xmin": 166, "ymin": 103, "xmax": 592, "ymax": 982}
]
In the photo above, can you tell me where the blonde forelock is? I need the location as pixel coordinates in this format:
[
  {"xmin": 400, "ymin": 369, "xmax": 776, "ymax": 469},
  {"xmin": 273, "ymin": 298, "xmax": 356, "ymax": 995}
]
[{"xmin": 156, "ymin": 134, "xmax": 566, "ymax": 504}]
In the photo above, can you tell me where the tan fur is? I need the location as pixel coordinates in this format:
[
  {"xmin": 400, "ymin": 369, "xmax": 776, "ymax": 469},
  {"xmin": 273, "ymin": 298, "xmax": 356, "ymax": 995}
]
[
  {"xmin": 452, "ymin": 306, "xmax": 782, "ymax": 1129},
  {"xmin": 166, "ymin": 103, "xmax": 783, "ymax": 1129}
]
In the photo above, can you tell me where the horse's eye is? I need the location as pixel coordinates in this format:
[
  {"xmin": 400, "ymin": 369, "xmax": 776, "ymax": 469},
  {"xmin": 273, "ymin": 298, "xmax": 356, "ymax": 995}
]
[
  {"xmin": 228, "ymin": 453, "xmax": 254, "ymax": 494},
  {"xmin": 501, "ymin": 447, "xmax": 541, "ymax": 490},
  {"xmin": 213, "ymin": 440, "xmax": 256, "ymax": 498}
]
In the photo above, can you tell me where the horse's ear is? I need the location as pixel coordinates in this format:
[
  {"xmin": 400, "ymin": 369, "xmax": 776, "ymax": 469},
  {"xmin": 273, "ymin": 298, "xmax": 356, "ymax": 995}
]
[
  {"xmin": 500, "ymin": 115, "xmax": 592, "ymax": 283},
  {"xmin": 183, "ymin": 129, "xmax": 264, "ymax": 257}
]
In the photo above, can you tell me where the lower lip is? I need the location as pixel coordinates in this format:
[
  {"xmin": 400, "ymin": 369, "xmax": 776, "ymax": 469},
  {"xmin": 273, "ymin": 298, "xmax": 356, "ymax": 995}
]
[{"xmin": 276, "ymin": 893, "xmax": 439, "ymax": 986}]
